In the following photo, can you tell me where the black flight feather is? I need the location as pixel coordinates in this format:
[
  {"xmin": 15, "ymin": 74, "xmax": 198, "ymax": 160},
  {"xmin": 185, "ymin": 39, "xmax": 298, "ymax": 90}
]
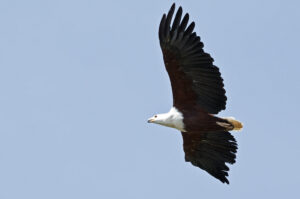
[{"xmin": 182, "ymin": 131, "xmax": 237, "ymax": 184}]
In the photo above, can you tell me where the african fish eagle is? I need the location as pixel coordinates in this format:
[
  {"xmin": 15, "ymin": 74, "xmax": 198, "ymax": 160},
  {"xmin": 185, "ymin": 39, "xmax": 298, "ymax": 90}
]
[{"xmin": 148, "ymin": 3, "xmax": 243, "ymax": 184}]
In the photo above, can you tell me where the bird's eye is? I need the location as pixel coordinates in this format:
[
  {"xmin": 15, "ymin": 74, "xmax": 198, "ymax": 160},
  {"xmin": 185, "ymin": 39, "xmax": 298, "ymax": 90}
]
[{"xmin": 154, "ymin": 115, "xmax": 157, "ymax": 118}]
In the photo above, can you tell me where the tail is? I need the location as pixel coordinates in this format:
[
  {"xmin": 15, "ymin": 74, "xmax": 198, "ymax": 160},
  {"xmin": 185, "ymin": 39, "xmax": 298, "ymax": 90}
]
[{"xmin": 225, "ymin": 117, "xmax": 243, "ymax": 131}]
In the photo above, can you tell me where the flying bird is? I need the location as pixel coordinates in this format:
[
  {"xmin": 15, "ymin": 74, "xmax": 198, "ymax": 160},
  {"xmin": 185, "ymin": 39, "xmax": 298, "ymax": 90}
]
[{"xmin": 148, "ymin": 3, "xmax": 243, "ymax": 184}]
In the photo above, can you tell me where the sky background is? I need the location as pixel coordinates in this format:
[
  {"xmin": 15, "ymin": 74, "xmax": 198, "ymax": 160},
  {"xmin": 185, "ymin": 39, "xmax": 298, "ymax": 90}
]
[{"xmin": 0, "ymin": 0, "xmax": 300, "ymax": 198}]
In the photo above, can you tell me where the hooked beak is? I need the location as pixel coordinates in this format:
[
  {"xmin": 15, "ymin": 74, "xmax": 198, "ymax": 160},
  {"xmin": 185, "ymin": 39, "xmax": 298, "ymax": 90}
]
[{"xmin": 147, "ymin": 118, "xmax": 154, "ymax": 123}]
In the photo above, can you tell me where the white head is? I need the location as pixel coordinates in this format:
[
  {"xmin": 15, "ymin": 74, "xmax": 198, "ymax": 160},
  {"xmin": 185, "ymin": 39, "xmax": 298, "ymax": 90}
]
[
  {"xmin": 147, "ymin": 107, "xmax": 186, "ymax": 132},
  {"xmin": 147, "ymin": 113, "xmax": 168, "ymax": 125}
]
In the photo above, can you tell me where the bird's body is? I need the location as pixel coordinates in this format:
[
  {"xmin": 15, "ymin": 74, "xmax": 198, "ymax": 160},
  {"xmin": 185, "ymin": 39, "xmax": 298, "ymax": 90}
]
[
  {"xmin": 148, "ymin": 3, "xmax": 243, "ymax": 184},
  {"xmin": 149, "ymin": 107, "xmax": 241, "ymax": 133}
]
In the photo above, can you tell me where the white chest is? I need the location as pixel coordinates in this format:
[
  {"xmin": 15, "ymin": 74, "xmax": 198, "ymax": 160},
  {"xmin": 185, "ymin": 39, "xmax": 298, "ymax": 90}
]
[{"xmin": 160, "ymin": 107, "xmax": 186, "ymax": 132}]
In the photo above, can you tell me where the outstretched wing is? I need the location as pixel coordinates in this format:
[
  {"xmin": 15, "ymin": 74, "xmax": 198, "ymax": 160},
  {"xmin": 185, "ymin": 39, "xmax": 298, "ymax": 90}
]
[
  {"xmin": 181, "ymin": 131, "xmax": 237, "ymax": 184},
  {"xmin": 159, "ymin": 4, "xmax": 227, "ymax": 114}
]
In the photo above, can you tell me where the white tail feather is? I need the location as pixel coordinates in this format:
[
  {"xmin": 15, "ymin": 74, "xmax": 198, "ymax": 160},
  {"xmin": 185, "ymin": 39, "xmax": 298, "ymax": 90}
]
[{"xmin": 225, "ymin": 117, "xmax": 243, "ymax": 131}]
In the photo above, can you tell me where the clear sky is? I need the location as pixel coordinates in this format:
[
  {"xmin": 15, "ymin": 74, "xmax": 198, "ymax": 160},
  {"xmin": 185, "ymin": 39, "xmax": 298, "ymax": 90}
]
[{"xmin": 0, "ymin": 0, "xmax": 299, "ymax": 198}]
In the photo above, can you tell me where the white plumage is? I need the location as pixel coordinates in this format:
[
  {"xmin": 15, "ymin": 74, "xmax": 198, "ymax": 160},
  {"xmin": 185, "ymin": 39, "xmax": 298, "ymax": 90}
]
[{"xmin": 148, "ymin": 107, "xmax": 186, "ymax": 132}]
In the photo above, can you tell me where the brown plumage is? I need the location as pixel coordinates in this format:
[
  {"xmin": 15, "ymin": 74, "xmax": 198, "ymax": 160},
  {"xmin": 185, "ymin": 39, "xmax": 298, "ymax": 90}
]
[
  {"xmin": 149, "ymin": 3, "xmax": 243, "ymax": 184},
  {"xmin": 159, "ymin": 4, "xmax": 227, "ymax": 114}
]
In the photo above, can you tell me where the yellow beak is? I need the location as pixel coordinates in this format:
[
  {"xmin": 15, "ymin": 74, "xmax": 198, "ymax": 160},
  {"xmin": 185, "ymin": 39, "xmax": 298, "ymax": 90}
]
[{"xmin": 147, "ymin": 118, "xmax": 154, "ymax": 123}]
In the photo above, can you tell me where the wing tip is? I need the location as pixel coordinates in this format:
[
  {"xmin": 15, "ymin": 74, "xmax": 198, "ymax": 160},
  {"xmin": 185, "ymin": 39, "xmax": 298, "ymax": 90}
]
[{"xmin": 171, "ymin": 2, "xmax": 176, "ymax": 10}]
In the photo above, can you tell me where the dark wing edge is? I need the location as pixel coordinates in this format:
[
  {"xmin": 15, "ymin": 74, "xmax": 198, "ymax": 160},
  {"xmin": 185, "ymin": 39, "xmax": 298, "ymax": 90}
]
[
  {"xmin": 181, "ymin": 131, "xmax": 238, "ymax": 184},
  {"xmin": 159, "ymin": 3, "xmax": 227, "ymax": 114}
]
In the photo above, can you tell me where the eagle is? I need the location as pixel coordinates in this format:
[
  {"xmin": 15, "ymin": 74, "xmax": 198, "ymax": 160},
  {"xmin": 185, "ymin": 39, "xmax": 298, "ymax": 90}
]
[{"xmin": 148, "ymin": 3, "xmax": 243, "ymax": 184}]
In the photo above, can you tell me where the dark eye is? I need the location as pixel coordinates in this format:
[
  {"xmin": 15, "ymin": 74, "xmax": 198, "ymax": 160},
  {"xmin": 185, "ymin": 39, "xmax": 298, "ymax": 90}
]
[{"xmin": 154, "ymin": 115, "xmax": 157, "ymax": 118}]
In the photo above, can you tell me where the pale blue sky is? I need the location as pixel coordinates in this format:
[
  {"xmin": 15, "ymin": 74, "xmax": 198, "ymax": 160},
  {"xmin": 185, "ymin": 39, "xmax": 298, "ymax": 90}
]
[{"xmin": 0, "ymin": 0, "xmax": 299, "ymax": 198}]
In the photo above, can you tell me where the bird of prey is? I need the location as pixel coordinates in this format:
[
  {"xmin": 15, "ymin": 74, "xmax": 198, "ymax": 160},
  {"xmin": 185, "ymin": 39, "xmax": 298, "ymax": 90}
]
[{"xmin": 148, "ymin": 3, "xmax": 243, "ymax": 184}]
